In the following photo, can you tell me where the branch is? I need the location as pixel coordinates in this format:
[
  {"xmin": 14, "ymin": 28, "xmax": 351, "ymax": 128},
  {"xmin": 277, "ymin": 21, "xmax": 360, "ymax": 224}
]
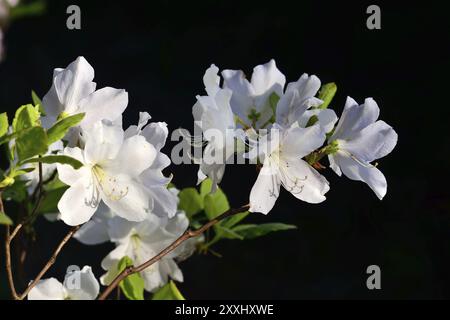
[
  {"xmin": 5, "ymin": 224, "xmax": 80, "ymax": 300},
  {"xmin": 3, "ymin": 160, "xmax": 80, "ymax": 300},
  {"xmin": 98, "ymin": 203, "xmax": 250, "ymax": 300}
]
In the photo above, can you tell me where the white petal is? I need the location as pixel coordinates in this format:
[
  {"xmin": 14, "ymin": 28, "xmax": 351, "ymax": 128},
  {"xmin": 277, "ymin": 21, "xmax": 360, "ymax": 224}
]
[
  {"xmin": 101, "ymin": 243, "xmax": 130, "ymax": 271},
  {"xmin": 147, "ymin": 186, "xmax": 178, "ymax": 218},
  {"xmin": 328, "ymin": 154, "xmax": 342, "ymax": 176},
  {"xmin": 335, "ymin": 152, "xmax": 387, "ymax": 199},
  {"xmin": 27, "ymin": 278, "xmax": 65, "ymax": 300},
  {"xmin": 100, "ymin": 175, "xmax": 151, "ymax": 222},
  {"xmin": 281, "ymin": 124, "xmax": 326, "ymax": 158},
  {"xmin": 141, "ymin": 261, "xmax": 165, "ymax": 292},
  {"xmin": 63, "ymin": 266, "xmax": 99, "ymax": 300},
  {"xmin": 280, "ymin": 158, "xmax": 329, "ymax": 203},
  {"xmin": 249, "ymin": 158, "xmax": 281, "ymax": 214},
  {"xmin": 106, "ymin": 135, "xmax": 156, "ymax": 177},
  {"xmin": 331, "ymin": 97, "xmax": 380, "ymax": 140},
  {"xmin": 250, "ymin": 59, "xmax": 286, "ymax": 96},
  {"xmin": 58, "ymin": 179, "xmax": 98, "ymax": 226},
  {"xmin": 53, "ymin": 57, "xmax": 96, "ymax": 114},
  {"xmin": 79, "ymin": 87, "xmax": 128, "ymax": 128},
  {"xmin": 203, "ymin": 64, "xmax": 220, "ymax": 97},
  {"xmin": 141, "ymin": 122, "xmax": 169, "ymax": 151},
  {"xmin": 56, "ymin": 147, "xmax": 88, "ymax": 185},
  {"xmin": 74, "ymin": 204, "xmax": 113, "ymax": 245},
  {"xmin": 83, "ymin": 121, "xmax": 124, "ymax": 165},
  {"xmin": 339, "ymin": 120, "xmax": 398, "ymax": 163},
  {"xmin": 221, "ymin": 69, "xmax": 254, "ymax": 122},
  {"xmin": 298, "ymin": 108, "xmax": 338, "ymax": 133},
  {"xmin": 160, "ymin": 258, "xmax": 184, "ymax": 282}
]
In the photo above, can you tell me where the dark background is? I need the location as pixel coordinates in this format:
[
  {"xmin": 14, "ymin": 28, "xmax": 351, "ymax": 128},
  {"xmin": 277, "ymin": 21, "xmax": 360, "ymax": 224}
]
[{"xmin": 0, "ymin": 0, "xmax": 449, "ymax": 299}]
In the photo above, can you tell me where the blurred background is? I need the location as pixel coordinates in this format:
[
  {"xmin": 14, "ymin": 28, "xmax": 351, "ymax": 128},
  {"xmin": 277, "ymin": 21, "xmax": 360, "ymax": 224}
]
[{"xmin": 0, "ymin": 0, "xmax": 449, "ymax": 299}]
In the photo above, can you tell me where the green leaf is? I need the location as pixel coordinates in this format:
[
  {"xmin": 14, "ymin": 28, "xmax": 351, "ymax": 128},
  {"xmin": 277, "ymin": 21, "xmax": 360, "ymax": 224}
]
[
  {"xmin": 269, "ymin": 92, "xmax": 280, "ymax": 122},
  {"xmin": 204, "ymin": 188, "xmax": 230, "ymax": 220},
  {"xmin": 0, "ymin": 112, "xmax": 8, "ymax": 138},
  {"xmin": 305, "ymin": 115, "xmax": 319, "ymax": 127},
  {"xmin": 0, "ymin": 212, "xmax": 13, "ymax": 225},
  {"xmin": 232, "ymin": 223, "xmax": 297, "ymax": 239},
  {"xmin": 46, "ymin": 113, "xmax": 85, "ymax": 145},
  {"xmin": 178, "ymin": 188, "xmax": 203, "ymax": 217},
  {"xmin": 12, "ymin": 104, "xmax": 40, "ymax": 132},
  {"xmin": 317, "ymin": 82, "xmax": 337, "ymax": 109},
  {"xmin": 15, "ymin": 127, "xmax": 48, "ymax": 161},
  {"xmin": 200, "ymin": 178, "xmax": 213, "ymax": 198},
  {"xmin": 20, "ymin": 155, "xmax": 83, "ymax": 170},
  {"xmin": 38, "ymin": 187, "xmax": 68, "ymax": 215},
  {"xmin": 214, "ymin": 225, "xmax": 244, "ymax": 240},
  {"xmin": 222, "ymin": 211, "xmax": 250, "ymax": 229},
  {"xmin": 31, "ymin": 90, "xmax": 46, "ymax": 116},
  {"xmin": 152, "ymin": 281, "xmax": 185, "ymax": 300},
  {"xmin": 117, "ymin": 257, "xmax": 145, "ymax": 300},
  {"xmin": 9, "ymin": 0, "xmax": 46, "ymax": 20},
  {"xmin": 2, "ymin": 180, "xmax": 28, "ymax": 202}
]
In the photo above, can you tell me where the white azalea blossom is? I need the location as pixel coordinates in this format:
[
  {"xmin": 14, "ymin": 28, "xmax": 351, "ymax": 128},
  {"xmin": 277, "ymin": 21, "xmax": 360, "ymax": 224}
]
[
  {"xmin": 41, "ymin": 56, "xmax": 127, "ymax": 143},
  {"xmin": 193, "ymin": 64, "xmax": 238, "ymax": 191},
  {"xmin": 276, "ymin": 73, "xmax": 337, "ymax": 132},
  {"xmin": 249, "ymin": 124, "xmax": 330, "ymax": 214},
  {"xmin": 327, "ymin": 97, "xmax": 398, "ymax": 199},
  {"xmin": 100, "ymin": 211, "xmax": 191, "ymax": 292},
  {"xmin": 222, "ymin": 59, "xmax": 286, "ymax": 128},
  {"xmin": 56, "ymin": 120, "xmax": 155, "ymax": 226},
  {"xmin": 125, "ymin": 112, "xmax": 177, "ymax": 218},
  {"xmin": 28, "ymin": 266, "xmax": 99, "ymax": 300}
]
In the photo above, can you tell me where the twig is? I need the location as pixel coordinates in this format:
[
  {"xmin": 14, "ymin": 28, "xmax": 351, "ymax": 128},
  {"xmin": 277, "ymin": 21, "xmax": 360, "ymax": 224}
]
[
  {"xmin": 4, "ymin": 160, "xmax": 80, "ymax": 300},
  {"xmin": 5, "ymin": 224, "xmax": 80, "ymax": 300},
  {"xmin": 98, "ymin": 203, "xmax": 250, "ymax": 300}
]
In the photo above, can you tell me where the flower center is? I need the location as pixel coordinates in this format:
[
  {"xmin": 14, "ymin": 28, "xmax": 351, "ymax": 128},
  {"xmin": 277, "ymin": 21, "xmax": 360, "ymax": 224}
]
[{"xmin": 89, "ymin": 165, "xmax": 129, "ymax": 204}]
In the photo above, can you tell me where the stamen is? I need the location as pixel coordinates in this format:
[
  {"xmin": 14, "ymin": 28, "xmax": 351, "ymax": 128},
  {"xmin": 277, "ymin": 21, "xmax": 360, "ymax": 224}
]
[{"xmin": 91, "ymin": 166, "xmax": 129, "ymax": 202}]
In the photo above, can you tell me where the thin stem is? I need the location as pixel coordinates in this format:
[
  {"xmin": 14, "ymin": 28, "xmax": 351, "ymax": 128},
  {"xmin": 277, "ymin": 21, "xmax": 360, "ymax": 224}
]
[
  {"xmin": 98, "ymin": 203, "xmax": 250, "ymax": 300},
  {"xmin": 18, "ymin": 225, "xmax": 80, "ymax": 300}
]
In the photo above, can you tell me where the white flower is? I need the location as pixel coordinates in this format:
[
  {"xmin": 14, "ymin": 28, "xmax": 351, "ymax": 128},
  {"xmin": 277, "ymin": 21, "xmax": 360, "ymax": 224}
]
[
  {"xmin": 28, "ymin": 266, "xmax": 99, "ymax": 300},
  {"xmin": 193, "ymin": 65, "xmax": 238, "ymax": 191},
  {"xmin": 222, "ymin": 59, "xmax": 286, "ymax": 128},
  {"xmin": 41, "ymin": 56, "xmax": 127, "ymax": 141},
  {"xmin": 56, "ymin": 120, "xmax": 155, "ymax": 226},
  {"xmin": 125, "ymin": 112, "xmax": 178, "ymax": 218},
  {"xmin": 100, "ymin": 212, "xmax": 189, "ymax": 293},
  {"xmin": 276, "ymin": 73, "xmax": 337, "ymax": 132},
  {"xmin": 327, "ymin": 97, "xmax": 398, "ymax": 199},
  {"xmin": 249, "ymin": 124, "xmax": 330, "ymax": 214}
]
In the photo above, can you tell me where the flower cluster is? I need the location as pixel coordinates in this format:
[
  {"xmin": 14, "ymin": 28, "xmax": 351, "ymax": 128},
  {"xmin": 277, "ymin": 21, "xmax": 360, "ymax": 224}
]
[
  {"xmin": 28, "ymin": 56, "xmax": 192, "ymax": 296},
  {"xmin": 193, "ymin": 60, "xmax": 398, "ymax": 214}
]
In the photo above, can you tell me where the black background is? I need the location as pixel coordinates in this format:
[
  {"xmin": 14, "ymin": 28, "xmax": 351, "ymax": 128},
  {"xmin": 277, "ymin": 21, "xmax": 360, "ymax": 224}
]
[{"xmin": 0, "ymin": 0, "xmax": 449, "ymax": 299}]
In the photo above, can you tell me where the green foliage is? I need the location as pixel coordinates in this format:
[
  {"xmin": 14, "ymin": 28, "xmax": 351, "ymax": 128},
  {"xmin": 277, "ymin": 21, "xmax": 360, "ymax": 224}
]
[
  {"xmin": 317, "ymin": 82, "xmax": 337, "ymax": 109},
  {"xmin": 31, "ymin": 90, "xmax": 45, "ymax": 116},
  {"xmin": 20, "ymin": 155, "xmax": 83, "ymax": 170},
  {"xmin": 152, "ymin": 281, "xmax": 185, "ymax": 300},
  {"xmin": 178, "ymin": 179, "xmax": 296, "ymax": 251},
  {"xmin": 232, "ymin": 223, "xmax": 297, "ymax": 239},
  {"xmin": 1, "ymin": 180, "xmax": 28, "ymax": 202},
  {"xmin": 15, "ymin": 126, "xmax": 48, "ymax": 161},
  {"xmin": 12, "ymin": 104, "xmax": 40, "ymax": 132},
  {"xmin": 46, "ymin": 113, "xmax": 85, "ymax": 145},
  {"xmin": 0, "ymin": 113, "xmax": 8, "ymax": 138},
  {"xmin": 204, "ymin": 189, "xmax": 230, "ymax": 220},
  {"xmin": 0, "ymin": 211, "xmax": 13, "ymax": 225},
  {"xmin": 117, "ymin": 257, "xmax": 145, "ymax": 300},
  {"xmin": 178, "ymin": 188, "xmax": 203, "ymax": 217},
  {"xmin": 9, "ymin": 0, "xmax": 46, "ymax": 21}
]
